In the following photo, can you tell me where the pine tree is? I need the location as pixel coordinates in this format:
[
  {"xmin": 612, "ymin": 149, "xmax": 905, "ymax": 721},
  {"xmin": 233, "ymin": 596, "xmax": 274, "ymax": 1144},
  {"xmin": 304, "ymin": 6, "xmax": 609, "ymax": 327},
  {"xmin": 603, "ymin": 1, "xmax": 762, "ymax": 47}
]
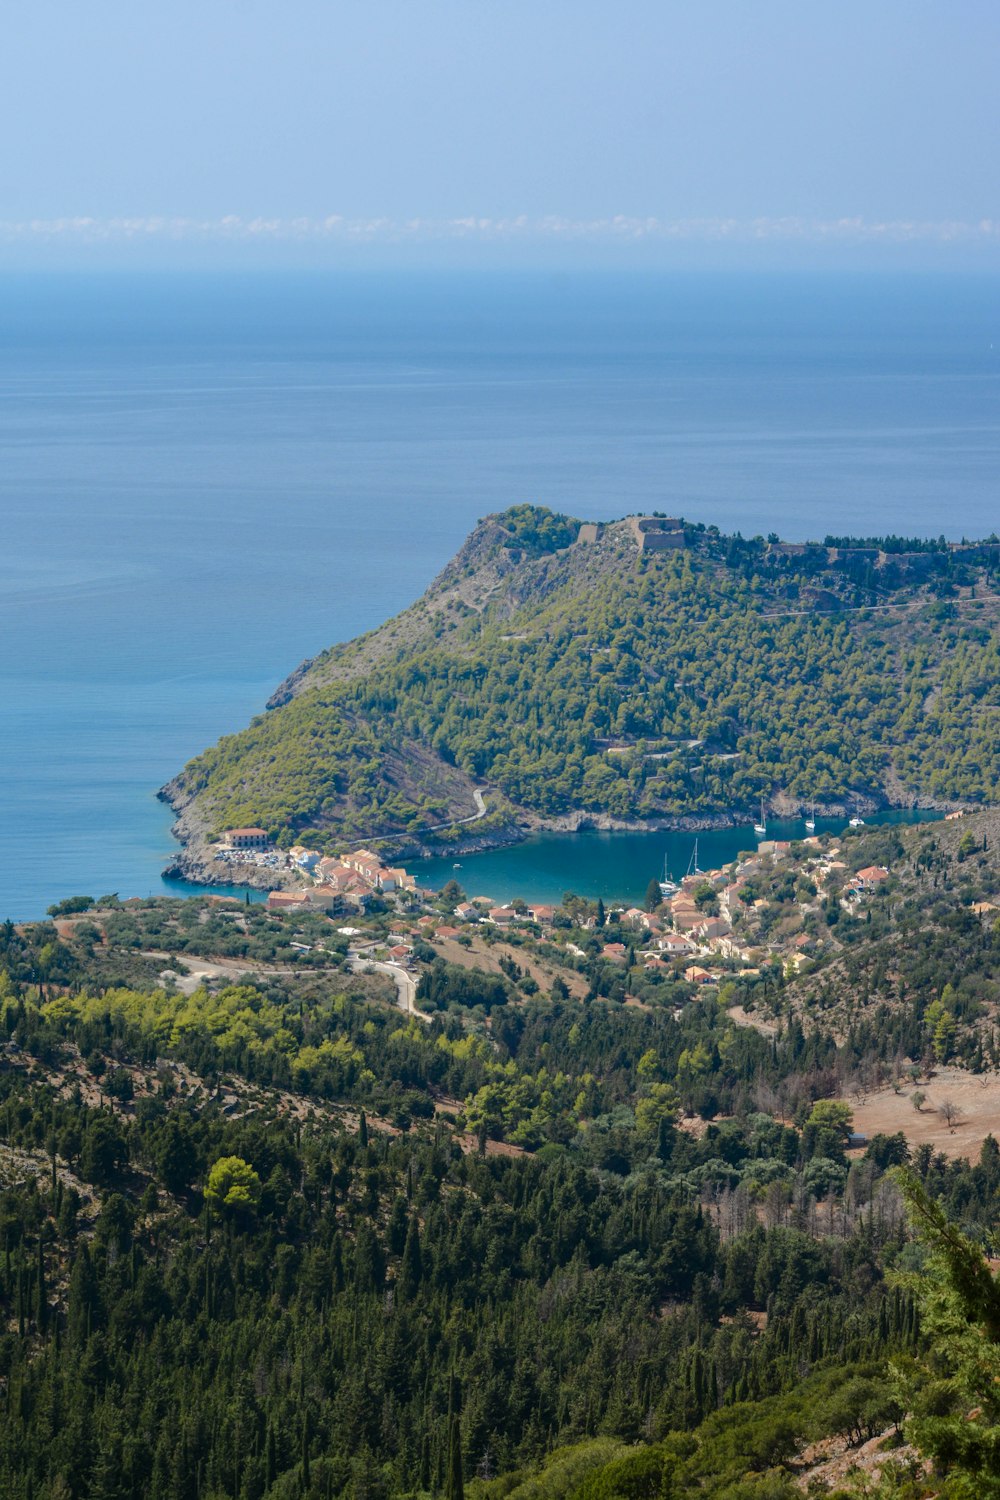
[{"xmin": 892, "ymin": 1170, "xmax": 1000, "ymax": 1497}]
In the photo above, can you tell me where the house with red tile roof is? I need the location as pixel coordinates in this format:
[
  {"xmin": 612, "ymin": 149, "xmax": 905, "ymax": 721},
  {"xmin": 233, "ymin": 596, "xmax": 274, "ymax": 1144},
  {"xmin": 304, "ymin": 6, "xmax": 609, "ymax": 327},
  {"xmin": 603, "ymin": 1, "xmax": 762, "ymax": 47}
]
[
  {"xmin": 303, "ymin": 886, "xmax": 342, "ymax": 912},
  {"xmin": 266, "ymin": 891, "xmax": 310, "ymax": 912},
  {"xmin": 854, "ymin": 865, "xmax": 890, "ymax": 890},
  {"xmin": 693, "ymin": 916, "xmax": 731, "ymax": 942},
  {"xmin": 670, "ymin": 898, "xmax": 703, "ymax": 931},
  {"xmin": 660, "ymin": 932, "xmax": 695, "ymax": 955},
  {"xmin": 527, "ymin": 904, "xmax": 557, "ymax": 924},
  {"xmin": 621, "ymin": 907, "xmax": 651, "ymax": 930}
]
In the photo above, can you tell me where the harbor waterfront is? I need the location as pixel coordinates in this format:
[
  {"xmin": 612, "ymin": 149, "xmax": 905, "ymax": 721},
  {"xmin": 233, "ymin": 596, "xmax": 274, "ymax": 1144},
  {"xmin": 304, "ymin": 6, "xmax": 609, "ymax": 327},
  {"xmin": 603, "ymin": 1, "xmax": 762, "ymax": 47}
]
[{"xmin": 418, "ymin": 809, "xmax": 944, "ymax": 908}]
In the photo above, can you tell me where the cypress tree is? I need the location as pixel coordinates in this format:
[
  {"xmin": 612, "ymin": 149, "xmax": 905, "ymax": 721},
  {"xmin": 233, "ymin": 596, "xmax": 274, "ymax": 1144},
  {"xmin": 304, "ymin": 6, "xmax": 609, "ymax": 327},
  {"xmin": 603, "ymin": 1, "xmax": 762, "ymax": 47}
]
[
  {"xmin": 34, "ymin": 1242, "xmax": 46, "ymax": 1338},
  {"xmin": 398, "ymin": 1215, "xmax": 423, "ymax": 1301},
  {"xmin": 446, "ymin": 1415, "xmax": 463, "ymax": 1500}
]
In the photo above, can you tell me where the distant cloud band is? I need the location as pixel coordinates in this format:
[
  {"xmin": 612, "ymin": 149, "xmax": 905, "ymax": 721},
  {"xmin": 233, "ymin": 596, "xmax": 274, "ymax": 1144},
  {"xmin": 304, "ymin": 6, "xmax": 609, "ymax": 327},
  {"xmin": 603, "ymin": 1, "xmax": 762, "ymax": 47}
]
[{"xmin": 2, "ymin": 213, "xmax": 999, "ymax": 246}]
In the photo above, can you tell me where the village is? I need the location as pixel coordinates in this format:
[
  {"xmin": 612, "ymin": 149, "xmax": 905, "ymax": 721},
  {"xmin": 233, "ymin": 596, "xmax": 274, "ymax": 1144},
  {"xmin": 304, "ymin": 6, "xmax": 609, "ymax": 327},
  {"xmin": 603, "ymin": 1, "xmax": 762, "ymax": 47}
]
[{"xmin": 213, "ymin": 823, "xmax": 898, "ymax": 996}]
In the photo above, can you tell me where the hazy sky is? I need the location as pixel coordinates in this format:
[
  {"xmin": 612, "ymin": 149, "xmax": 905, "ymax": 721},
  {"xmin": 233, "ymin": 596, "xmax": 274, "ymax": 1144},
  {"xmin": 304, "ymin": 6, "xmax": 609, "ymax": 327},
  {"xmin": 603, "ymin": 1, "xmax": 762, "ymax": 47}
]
[{"xmin": 3, "ymin": 1, "xmax": 998, "ymax": 266}]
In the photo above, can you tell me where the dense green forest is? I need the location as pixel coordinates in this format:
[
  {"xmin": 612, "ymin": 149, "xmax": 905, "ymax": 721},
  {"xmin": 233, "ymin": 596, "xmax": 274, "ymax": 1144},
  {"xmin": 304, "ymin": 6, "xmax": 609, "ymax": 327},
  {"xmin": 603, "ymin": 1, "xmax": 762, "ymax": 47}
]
[
  {"xmin": 165, "ymin": 508, "xmax": 1000, "ymax": 854},
  {"xmin": 5, "ymin": 819, "xmax": 1000, "ymax": 1497}
]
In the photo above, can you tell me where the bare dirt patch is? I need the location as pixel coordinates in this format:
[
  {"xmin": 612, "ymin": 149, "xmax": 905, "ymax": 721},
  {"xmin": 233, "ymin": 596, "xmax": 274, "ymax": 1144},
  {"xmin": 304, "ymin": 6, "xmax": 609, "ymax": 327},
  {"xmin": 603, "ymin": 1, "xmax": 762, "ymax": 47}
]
[
  {"xmin": 455, "ymin": 1132, "xmax": 528, "ymax": 1158},
  {"xmin": 851, "ymin": 1065, "xmax": 1000, "ymax": 1160},
  {"xmin": 727, "ymin": 1004, "xmax": 779, "ymax": 1037}
]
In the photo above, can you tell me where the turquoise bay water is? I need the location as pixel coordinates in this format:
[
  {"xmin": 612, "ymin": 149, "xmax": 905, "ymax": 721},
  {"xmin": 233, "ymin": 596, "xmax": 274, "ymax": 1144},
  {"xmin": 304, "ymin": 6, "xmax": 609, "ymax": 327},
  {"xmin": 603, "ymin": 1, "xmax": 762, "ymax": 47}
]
[
  {"xmin": 1, "ymin": 272, "xmax": 997, "ymax": 920},
  {"xmin": 419, "ymin": 810, "xmax": 944, "ymax": 908}
]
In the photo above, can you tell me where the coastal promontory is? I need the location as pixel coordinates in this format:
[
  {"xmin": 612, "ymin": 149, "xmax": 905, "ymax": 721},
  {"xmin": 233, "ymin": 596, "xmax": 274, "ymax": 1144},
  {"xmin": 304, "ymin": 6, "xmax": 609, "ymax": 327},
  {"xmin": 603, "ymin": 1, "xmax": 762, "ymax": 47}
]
[{"xmin": 161, "ymin": 505, "xmax": 1000, "ymax": 877}]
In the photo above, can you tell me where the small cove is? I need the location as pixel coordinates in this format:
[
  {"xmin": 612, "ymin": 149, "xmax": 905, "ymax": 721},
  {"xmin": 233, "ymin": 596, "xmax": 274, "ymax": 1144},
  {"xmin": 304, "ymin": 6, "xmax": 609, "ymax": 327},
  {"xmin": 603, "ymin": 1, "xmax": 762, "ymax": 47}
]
[{"xmin": 418, "ymin": 809, "xmax": 945, "ymax": 907}]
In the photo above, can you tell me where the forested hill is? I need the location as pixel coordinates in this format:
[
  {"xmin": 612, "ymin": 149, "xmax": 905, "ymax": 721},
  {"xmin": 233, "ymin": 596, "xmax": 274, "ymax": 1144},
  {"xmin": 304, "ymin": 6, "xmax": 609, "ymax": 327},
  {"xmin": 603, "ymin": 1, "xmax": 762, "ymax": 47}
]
[
  {"xmin": 164, "ymin": 505, "xmax": 1000, "ymax": 856},
  {"xmin": 6, "ymin": 841, "xmax": 1000, "ymax": 1497}
]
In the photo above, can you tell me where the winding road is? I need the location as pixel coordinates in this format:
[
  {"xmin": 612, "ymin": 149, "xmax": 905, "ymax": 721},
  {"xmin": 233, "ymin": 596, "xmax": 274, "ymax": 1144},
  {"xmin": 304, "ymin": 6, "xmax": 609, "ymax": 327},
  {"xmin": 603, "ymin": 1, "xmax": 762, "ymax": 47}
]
[
  {"xmin": 347, "ymin": 950, "xmax": 431, "ymax": 1022},
  {"xmin": 349, "ymin": 788, "xmax": 490, "ymax": 848},
  {"xmin": 424, "ymin": 786, "xmax": 488, "ymax": 833},
  {"xmin": 146, "ymin": 944, "xmax": 433, "ymax": 1023}
]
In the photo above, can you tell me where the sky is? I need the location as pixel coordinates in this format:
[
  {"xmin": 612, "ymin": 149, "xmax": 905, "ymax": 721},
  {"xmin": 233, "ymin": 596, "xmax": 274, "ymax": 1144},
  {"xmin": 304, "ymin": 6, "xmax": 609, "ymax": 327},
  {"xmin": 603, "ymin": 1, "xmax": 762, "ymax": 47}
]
[{"xmin": 2, "ymin": 0, "xmax": 998, "ymax": 268}]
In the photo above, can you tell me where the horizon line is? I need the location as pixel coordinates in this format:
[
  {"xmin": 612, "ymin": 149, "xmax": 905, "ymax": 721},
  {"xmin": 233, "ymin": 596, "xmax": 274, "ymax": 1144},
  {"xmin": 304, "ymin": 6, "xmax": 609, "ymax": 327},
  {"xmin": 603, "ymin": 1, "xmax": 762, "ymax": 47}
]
[{"xmin": 3, "ymin": 212, "xmax": 1000, "ymax": 249}]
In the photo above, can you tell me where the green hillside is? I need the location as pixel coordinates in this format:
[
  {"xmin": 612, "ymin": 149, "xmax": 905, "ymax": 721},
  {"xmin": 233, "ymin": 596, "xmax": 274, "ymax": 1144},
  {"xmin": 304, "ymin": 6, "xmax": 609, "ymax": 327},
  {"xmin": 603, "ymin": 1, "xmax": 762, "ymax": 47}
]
[
  {"xmin": 5, "ymin": 849, "xmax": 1000, "ymax": 1497},
  {"xmin": 164, "ymin": 507, "xmax": 1000, "ymax": 854}
]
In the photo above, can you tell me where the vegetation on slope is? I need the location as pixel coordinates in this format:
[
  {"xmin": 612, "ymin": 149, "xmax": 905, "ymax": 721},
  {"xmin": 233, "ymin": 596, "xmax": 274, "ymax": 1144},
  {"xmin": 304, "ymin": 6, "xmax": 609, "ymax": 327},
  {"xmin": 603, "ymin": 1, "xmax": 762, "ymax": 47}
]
[
  {"xmin": 166, "ymin": 510, "xmax": 1000, "ymax": 853},
  {"xmin": 745, "ymin": 812, "xmax": 1000, "ymax": 1073},
  {"xmin": 0, "ymin": 949, "xmax": 922, "ymax": 1500},
  {"xmin": 4, "ymin": 826, "xmax": 1000, "ymax": 1495}
]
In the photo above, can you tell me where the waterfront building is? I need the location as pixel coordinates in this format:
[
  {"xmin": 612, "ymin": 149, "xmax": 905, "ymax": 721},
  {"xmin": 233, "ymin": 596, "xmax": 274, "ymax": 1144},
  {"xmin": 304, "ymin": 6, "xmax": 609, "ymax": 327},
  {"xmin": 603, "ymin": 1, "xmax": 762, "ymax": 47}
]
[{"xmin": 225, "ymin": 827, "xmax": 269, "ymax": 850}]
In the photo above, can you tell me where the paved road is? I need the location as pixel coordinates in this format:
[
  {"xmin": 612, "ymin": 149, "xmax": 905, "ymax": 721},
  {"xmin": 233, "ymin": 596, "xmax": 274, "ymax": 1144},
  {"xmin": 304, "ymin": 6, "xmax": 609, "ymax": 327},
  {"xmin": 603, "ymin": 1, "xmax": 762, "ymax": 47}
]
[
  {"xmin": 349, "ymin": 788, "xmax": 489, "ymax": 846},
  {"xmin": 142, "ymin": 950, "xmax": 303, "ymax": 994},
  {"xmin": 347, "ymin": 951, "xmax": 431, "ymax": 1022},
  {"xmin": 424, "ymin": 786, "xmax": 487, "ymax": 833},
  {"xmin": 146, "ymin": 944, "xmax": 433, "ymax": 1023}
]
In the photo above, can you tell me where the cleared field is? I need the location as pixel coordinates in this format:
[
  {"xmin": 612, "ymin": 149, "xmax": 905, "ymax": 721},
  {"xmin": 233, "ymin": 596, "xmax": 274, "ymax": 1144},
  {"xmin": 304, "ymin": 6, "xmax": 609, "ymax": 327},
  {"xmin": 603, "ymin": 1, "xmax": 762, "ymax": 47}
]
[{"xmin": 850, "ymin": 1065, "xmax": 1000, "ymax": 1160}]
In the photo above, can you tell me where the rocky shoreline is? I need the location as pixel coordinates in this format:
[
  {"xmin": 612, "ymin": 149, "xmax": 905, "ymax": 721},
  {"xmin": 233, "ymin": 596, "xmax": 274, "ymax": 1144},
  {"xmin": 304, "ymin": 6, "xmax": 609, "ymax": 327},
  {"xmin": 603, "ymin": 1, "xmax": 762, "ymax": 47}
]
[{"xmin": 159, "ymin": 778, "xmax": 972, "ymax": 894}]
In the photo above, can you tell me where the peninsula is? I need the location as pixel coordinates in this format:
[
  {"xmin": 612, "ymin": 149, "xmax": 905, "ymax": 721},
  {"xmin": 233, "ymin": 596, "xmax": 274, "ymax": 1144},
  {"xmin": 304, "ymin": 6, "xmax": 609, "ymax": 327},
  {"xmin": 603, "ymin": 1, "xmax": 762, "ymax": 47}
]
[{"xmin": 161, "ymin": 506, "xmax": 1000, "ymax": 887}]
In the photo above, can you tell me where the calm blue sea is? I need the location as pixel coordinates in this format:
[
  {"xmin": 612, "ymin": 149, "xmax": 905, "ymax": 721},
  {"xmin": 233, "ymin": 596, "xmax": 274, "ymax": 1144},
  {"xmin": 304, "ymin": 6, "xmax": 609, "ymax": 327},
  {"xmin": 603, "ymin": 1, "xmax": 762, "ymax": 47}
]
[{"xmin": 2, "ymin": 271, "xmax": 998, "ymax": 920}]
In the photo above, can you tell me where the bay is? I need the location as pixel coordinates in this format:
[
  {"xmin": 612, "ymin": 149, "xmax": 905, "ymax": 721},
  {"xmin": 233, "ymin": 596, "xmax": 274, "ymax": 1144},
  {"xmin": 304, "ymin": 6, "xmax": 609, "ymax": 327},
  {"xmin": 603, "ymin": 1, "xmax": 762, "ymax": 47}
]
[
  {"xmin": 419, "ymin": 811, "xmax": 945, "ymax": 909},
  {"xmin": 1, "ymin": 270, "xmax": 997, "ymax": 920}
]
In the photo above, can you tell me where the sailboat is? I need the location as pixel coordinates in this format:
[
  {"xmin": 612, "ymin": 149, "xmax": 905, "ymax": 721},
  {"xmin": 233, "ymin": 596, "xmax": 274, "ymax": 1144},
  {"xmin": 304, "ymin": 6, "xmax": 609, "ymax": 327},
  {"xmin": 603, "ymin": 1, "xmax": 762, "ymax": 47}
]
[
  {"xmin": 754, "ymin": 798, "xmax": 767, "ymax": 837},
  {"xmin": 685, "ymin": 839, "xmax": 703, "ymax": 878},
  {"xmin": 658, "ymin": 852, "xmax": 680, "ymax": 899},
  {"xmin": 805, "ymin": 802, "xmax": 816, "ymax": 833}
]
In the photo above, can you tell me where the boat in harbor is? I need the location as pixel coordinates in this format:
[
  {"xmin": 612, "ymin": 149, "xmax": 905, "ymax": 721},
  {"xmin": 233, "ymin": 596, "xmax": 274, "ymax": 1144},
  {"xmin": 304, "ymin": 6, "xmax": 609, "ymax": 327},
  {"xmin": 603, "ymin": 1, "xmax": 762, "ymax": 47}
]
[
  {"xmin": 849, "ymin": 817, "xmax": 865, "ymax": 827},
  {"xmin": 658, "ymin": 852, "xmax": 680, "ymax": 898},
  {"xmin": 805, "ymin": 801, "xmax": 816, "ymax": 832},
  {"xmin": 754, "ymin": 798, "xmax": 767, "ymax": 837}
]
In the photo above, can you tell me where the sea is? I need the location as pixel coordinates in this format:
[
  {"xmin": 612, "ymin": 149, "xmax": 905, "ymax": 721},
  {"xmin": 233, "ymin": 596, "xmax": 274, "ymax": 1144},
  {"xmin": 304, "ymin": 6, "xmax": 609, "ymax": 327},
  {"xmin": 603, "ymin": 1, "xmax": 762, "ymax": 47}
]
[{"xmin": 2, "ymin": 270, "xmax": 998, "ymax": 921}]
